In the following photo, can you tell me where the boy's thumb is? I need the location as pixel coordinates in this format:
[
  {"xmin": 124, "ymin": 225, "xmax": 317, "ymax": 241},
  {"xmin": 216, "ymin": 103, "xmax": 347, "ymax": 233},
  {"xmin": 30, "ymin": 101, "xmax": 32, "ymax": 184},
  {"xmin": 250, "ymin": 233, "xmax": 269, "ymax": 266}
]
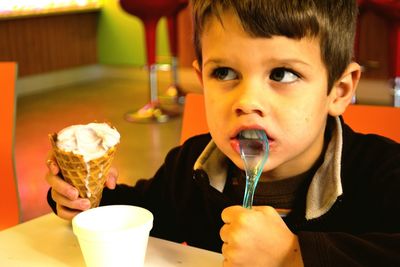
[{"xmin": 105, "ymin": 168, "xmax": 118, "ymax": 190}]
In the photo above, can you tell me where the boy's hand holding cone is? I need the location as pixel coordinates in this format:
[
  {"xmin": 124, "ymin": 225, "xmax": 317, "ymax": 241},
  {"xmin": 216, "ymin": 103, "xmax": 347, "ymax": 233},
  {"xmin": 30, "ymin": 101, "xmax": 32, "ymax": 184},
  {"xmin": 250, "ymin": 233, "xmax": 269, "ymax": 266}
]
[{"xmin": 49, "ymin": 122, "xmax": 120, "ymax": 208}]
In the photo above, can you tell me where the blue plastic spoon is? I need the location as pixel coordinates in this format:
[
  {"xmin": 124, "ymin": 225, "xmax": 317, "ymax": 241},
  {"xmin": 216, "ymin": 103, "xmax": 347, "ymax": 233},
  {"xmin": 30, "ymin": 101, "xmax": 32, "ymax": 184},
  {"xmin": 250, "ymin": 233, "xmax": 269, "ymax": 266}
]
[{"xmin": 238, "ymin": 130, "xmax": 269, "ymax": 209}]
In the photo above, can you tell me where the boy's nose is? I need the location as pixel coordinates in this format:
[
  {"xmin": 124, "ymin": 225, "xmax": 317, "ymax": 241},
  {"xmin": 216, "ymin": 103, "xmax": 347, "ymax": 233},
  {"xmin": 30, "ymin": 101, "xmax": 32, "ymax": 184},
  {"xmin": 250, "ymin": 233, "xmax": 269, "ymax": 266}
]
[{"xmin": 232, "ymin": 85, "xmax": 266, "ymax": 117}]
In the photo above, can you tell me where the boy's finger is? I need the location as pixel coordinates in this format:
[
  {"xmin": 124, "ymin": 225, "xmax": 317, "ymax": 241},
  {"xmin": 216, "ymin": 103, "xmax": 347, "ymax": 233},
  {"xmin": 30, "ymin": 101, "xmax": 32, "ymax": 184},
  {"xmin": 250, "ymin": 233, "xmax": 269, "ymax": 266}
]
[
  {"xmin": 221, "ymin": 205, "xmax": 245, "ymax": 223},
  {"xmin": 52, "ymin": 190, "xmax": 90, "ymax": 211},
  {"xmin": 48, "ymin": 174, "xmax": 79, "ymax": 200},
  {"xmin": 105, "ymin": 175, "xmax": 116, "ymax": 190},
  {"xmin": 45, "ymin": 158, "xmax": 78, "ymax": 200},
  {"xmin": 105, "ymin": 167, "xmax": 118, "ymax": 189},
  {"xmin": 56, "ymin": 204, "xmax": 83, "ymax": 221},
  {"xmin": 46, "ymin": 159, "xmax": 60, "ymax": 175}
]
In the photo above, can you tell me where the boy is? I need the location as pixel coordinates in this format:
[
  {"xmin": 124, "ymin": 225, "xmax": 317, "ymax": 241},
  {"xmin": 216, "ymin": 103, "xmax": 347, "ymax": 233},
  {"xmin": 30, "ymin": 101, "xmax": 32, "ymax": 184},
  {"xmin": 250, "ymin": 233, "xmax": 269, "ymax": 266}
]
[{"xmin": 46, "ymin": 0, "xmax": 400, "ymax": 266}]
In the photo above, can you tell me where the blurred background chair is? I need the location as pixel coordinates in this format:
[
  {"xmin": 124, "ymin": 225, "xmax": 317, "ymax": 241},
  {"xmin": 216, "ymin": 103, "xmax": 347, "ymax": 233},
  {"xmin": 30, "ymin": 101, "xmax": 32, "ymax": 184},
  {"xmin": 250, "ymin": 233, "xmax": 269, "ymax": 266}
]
[
  {"xmin": 161, "ymin": 0, "xmax": 189, "ymax": 105},
  {"xmin": 180, "ymin": 93, "xmax": 400, "ymax": 144},
  {"xmin": 0, "ymin": 62, "xmax": 21, "ymax": 230},
  {"xmin": 119, "ymin": 0, "xmax": 188, "ymax": 123},
  {"xmin": 343, "ymin": 104, "xmax": 400, "ymax": 142}
]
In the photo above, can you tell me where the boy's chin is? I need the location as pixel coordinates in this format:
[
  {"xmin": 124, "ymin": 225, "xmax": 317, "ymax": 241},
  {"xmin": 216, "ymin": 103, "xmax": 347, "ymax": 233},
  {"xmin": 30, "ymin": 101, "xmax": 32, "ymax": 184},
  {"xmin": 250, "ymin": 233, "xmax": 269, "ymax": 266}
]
[
  {"xmin": 229, "ymin": 156, "xmax": 245, "ymax": 170},
  {"xmin": 230, "ymin": 154, "xmax": 271, "ymax": 173}
]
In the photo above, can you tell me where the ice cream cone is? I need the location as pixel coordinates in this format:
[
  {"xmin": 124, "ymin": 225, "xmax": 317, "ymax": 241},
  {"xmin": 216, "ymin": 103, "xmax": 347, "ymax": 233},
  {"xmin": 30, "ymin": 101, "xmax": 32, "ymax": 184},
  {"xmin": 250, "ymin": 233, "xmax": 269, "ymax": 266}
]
[{"xmin": 49, "ymin": 133, "xmax": 117, "ymax": 208}]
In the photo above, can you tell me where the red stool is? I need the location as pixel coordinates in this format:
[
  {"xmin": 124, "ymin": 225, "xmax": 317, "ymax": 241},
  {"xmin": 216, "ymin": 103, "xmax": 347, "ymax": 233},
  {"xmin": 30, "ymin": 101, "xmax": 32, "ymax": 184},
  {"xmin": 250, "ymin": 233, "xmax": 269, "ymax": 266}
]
[{"xmin": 119, "ymin": 0, "xmax": 188, "ymax": 123}]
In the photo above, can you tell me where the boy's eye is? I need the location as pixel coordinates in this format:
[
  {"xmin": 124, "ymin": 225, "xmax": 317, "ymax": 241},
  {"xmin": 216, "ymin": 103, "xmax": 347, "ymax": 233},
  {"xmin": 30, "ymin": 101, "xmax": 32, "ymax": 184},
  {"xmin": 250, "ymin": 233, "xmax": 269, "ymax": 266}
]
[
  {"xmin": 211, "ymin": 67, "xmax": 238, "ymax": 81},
  {"xmin": 270, "ymin": 68, "xmax": 299, "ymax": 83}
]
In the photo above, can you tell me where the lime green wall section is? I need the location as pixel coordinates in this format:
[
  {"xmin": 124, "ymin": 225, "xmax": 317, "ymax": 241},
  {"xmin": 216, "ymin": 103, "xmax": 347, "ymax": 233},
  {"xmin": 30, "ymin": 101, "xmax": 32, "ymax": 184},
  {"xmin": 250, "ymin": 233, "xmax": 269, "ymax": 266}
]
[{"xmin": 98, "ymin": 0, "xmax": 170, "ymax": 66}]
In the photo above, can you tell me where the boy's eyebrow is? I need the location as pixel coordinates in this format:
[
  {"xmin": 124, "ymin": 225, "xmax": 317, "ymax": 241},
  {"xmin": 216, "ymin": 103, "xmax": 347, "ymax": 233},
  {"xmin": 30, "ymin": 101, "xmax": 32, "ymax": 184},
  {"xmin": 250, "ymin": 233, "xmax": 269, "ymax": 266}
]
[
  {"xmin": 203, "ymin": 58, "xmax": 312, "ymax": 68},
  {"xmin": 266, "ymin": 58, "xmax": 312, "ymax": 67},
  {"xmin": 203, "ymin": 58, "xmax": 226, "ymax": 67}
]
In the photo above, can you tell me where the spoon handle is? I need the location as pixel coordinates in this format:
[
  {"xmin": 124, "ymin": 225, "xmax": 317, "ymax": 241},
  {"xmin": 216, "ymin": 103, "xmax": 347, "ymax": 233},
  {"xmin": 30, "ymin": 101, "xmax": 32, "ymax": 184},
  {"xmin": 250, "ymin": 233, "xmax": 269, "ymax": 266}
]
[
  {"xmin": 242, "ymin": 171, "xmax": 261, "ymax": 209},
  {"xmin": 243, "ymin": 178, "xmax": 256, "ymax": 209},
  {"xmin": 238, "ymin": 130, "xmax": 269, "ymax": 209}
]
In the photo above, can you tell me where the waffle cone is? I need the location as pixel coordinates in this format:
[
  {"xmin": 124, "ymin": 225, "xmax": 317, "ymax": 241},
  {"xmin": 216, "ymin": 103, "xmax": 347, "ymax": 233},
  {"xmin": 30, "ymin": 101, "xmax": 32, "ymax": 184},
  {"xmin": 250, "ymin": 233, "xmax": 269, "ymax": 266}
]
[{"xmin": 49, "ymin": 133, "xmax": 117, "ymax": 208}]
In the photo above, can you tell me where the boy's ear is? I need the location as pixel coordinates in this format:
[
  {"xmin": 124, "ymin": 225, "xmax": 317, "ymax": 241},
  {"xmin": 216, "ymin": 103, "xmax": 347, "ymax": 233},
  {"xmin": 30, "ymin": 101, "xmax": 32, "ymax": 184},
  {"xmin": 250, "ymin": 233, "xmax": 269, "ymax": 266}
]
[
  {"xmin": 328, "ymin": 62, "xmax": 361, "ymax": 116},
  {"xmin": 192, "ymin": 60, "xmax": 203, "ymax": 86}
]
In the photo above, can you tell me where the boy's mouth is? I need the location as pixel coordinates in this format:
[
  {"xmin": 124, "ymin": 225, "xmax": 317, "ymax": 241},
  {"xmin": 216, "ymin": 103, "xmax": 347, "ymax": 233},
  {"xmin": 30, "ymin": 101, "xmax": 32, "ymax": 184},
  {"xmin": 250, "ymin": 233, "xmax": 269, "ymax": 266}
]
[
  {"xmin": 230, "ymin": 129, "xmax": 270, "ymax": 154},
  {"xmin": 237, "ymin": 129, "xmax": 264, "ymax": 140}
]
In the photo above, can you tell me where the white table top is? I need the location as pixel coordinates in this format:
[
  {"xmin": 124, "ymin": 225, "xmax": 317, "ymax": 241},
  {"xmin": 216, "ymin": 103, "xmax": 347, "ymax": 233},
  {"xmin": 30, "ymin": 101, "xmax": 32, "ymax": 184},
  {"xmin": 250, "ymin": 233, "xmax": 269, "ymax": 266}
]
[{"xmin": 0, "ymin": 213, "xmax": 223, "ymax": 266}]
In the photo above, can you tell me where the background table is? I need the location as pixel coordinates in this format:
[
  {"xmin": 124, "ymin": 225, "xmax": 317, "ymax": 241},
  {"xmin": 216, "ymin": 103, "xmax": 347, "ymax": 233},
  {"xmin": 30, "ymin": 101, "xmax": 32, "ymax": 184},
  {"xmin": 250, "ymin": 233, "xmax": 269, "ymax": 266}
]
[{"xmin": 0, "ymin": 213, "xmax": 223, "ymax": 266}]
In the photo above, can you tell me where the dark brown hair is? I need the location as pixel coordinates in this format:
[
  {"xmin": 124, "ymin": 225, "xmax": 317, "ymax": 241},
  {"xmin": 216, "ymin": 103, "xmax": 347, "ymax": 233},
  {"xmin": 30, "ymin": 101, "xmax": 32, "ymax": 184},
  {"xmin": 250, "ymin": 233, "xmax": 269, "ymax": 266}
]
[{"xmin": 191, "ymin": 0, "xmax": 358, "ymax": 92}]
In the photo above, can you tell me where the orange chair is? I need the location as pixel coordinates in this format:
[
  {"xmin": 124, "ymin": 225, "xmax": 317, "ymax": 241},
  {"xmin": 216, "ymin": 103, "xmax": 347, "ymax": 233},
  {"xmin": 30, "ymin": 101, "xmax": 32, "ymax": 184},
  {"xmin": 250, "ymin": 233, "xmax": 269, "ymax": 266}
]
[
  {"xmin": 180, "ymin": 93, "xmax": 400, "ymax": 144},
  {"xmin": 343, "ymin": 104, "xmax": 400, "ymax": 142},
  {"xmin": 180, "ymin": 93, "xmax": 208, "ymax": 144},
  {"xmin": 0, "ymin": 62, "xmax": 21, "ymax": 230}
]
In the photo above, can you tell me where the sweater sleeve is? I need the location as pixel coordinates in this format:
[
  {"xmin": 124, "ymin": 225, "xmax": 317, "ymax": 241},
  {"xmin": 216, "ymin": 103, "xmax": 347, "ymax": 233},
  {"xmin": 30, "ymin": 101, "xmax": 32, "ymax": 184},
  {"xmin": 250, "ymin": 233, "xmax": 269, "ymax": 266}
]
[
  {"xmin": 298, "ymin": 231, "xmax": 400, "ymax": 267},
  {"xmin": 47, "ymin": 188, "xmax": 57, "ymax": 214},
  {"xmin": 298, "ymin": 124, "xmax": 400, "ymax": 266}
]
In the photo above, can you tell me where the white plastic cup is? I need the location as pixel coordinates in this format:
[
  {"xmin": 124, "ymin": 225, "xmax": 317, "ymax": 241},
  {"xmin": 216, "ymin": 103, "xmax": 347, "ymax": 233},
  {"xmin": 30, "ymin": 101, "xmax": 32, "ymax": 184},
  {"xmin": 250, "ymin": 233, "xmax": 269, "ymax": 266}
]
[{"xmin": 72, "ymin": 205, "xmax": 153, "ymax": 267}]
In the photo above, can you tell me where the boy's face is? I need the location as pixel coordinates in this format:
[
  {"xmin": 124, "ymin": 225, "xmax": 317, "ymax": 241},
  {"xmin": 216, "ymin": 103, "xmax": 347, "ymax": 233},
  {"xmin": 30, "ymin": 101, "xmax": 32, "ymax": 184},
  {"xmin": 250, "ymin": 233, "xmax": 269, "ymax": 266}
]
[{"xmin": 194, "ymin": 11, "xmax": 342, "ymax": 180}]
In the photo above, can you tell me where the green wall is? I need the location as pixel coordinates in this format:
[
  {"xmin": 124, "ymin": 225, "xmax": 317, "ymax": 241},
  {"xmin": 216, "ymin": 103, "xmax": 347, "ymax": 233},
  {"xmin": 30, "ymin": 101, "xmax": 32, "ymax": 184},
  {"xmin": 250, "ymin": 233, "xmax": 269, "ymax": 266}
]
[{"xmin": 97, "ymin": 0, "xmax": 170, "ymax": 66}]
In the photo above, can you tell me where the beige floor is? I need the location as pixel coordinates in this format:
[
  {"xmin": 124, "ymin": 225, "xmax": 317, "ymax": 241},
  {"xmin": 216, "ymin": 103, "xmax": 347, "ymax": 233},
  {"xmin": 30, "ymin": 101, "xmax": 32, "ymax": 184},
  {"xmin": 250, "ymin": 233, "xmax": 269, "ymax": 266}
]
[{"xmin": 14, "ymin": 66, "xmax": 395, "ymax": 222}]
